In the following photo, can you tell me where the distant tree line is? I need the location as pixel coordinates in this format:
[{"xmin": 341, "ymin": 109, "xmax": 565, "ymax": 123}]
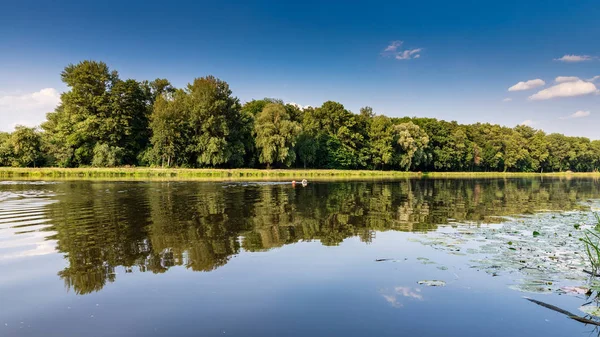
[{"xmin": 1, "ymin": 60, "xmax": 599, "ymax": 172}]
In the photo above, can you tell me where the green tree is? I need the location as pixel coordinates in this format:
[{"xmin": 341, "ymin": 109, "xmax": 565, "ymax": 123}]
[
  {"xmin": 9, "ymin": 126, "xmax": 43, "ymax": 167},
  {"xmin": 546, "ymin": 133, "xmax": 571, "ymax": 172},
  {"xmin": 254, "ymin": 103, "xmax": 301, "ymax": 168},
  {"xmin": 0, "ymin": 132, "xmax": 12, "ymax": 166},
  {"xmin": 149, "ymin": 91, "xmax": 187, "ymax": 167},
  {"xmin": 107, "ymin": 79, "xmax": 152, "ymax": 163},
  {"xmin": 368, "ymin": 115, "xmax": 394, "ymax": 169},
  {"xmin": 394, "ymin": 122, "xmax": 429, "ymax": 170},
  {"xmin": 515, "ymin": 125, "xmax": 548, "ymax": 172},
  {"xmin": 185, "ymin": 76, "xmax": 246, "ymax": 167},
  {"xmin": 296, "ymin": 133, "xmax": 317, "ymax": 168}
]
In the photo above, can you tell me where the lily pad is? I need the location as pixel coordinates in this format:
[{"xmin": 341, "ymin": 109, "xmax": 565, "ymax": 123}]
[{"xmin": 417, "ymin": 280, "xmax": 446, "ymax": 287}]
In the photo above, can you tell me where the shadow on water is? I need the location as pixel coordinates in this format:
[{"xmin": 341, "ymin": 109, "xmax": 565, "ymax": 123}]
[{"xmin": 0, "ymin": 178, "xmax": 597, "ymax": 295}]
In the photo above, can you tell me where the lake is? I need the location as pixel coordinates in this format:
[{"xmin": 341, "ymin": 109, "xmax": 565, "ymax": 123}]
[{"xmin": 1, "ymin": 178, "xmax": 600, "ymax": 336}]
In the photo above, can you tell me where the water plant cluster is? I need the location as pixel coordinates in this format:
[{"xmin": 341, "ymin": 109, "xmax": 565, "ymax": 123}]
[{"xmin": 408, "ymin": 204, "xmax": 600, "ymax": 325}]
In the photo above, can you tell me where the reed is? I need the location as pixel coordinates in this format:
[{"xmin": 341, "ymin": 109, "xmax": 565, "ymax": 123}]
[{"xmin": 581, "ymin": 212, "xmax": 600, "ymax": 274}]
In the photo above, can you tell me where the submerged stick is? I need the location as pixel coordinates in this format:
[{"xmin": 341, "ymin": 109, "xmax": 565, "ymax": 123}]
[{"xmin": 524, "ymin": 297, "xmax": 600, "ymax": 327}]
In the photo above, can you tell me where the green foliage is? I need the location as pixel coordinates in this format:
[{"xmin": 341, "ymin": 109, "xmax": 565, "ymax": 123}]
[
  {"xmin": 296, "ymin": 133, "xmax": 317, "ymax": 168},
  {"xmin": 394, "ymin": 122, "xmax": 429, "ymax": 170},
  {"xmin": 368, "ymin": 115, "xmax": 394, "ymax": 169},
  {"xmin": 185, "ymin": 76, "xmax": 246, "ymax": 167},
  {"xmin": 8, "ymin": 126, "xmax": 43, "ymax": 167},
  {"xmin": 0, "ymin": 132, "xmax": 11, "ymax": 166},
  {"xmin": 149, "ymin": 91, "xmax": 187, "ymax": 167},
  {"xmin": 4, "ymin": 60, "xmax": 600, "ymax": 172},
  {"xmin": 254, "ymin": 103, "xmax": 301, "ymax": 168},
  {"xmin": 92, "ymin": 143, "xmax": 124, "ymax": 167}
]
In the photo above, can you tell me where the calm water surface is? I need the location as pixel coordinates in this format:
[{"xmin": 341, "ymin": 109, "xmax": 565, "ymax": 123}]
[{"xmin": 1, "ymin": 178, "xmax": 599, "ymax": 336}]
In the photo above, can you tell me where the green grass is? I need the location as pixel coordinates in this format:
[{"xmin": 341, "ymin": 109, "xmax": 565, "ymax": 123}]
[{"xmin": 1, "ymin": 167, "xmax": 599, "ymax": 181}]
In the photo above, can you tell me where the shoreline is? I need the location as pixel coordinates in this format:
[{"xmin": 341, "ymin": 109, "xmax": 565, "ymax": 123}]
[{"xmin": 1, "ymin": 167, "xmax": 599, "ymax": 181}]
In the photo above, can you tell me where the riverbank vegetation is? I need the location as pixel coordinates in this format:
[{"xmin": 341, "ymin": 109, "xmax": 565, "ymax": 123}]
[
  {"xmin": 1, "ymin": 167, "xmax": 599, "ymax": 180},
  {"xmin": 1, "ymin": 60, "xmax": 600, "ymax": 172}
]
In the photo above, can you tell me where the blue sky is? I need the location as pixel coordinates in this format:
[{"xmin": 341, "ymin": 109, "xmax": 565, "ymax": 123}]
[{"xmin": 1, "ymin": 0, "xmax": 599, "ymax": 138}]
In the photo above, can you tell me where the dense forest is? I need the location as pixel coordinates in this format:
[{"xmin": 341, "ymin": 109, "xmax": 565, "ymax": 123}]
[{"xmin": 1, "ymin": 60, "xmax": 599, "ymax": 172}]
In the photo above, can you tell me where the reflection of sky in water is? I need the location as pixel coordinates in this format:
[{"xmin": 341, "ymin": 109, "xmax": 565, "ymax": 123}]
[
  {"xmin": 381, "ymin": 286, "xmax": 423, "ymax": 307},
  {"xmin": 0, "ymin": 189, "xmax": 57, "ymax": 262},
  {"xmin": 0, "ymin": 179, "xmax": 599, "ymax": 337}
]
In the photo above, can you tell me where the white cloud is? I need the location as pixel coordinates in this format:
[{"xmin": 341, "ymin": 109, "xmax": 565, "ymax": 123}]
[
  {"xmin": 0, "ymin": 88, "xmax": 60, "ymax": 131},
  {"xmin": 382, "ymin": 40, "xmax": 423, "ymax": 60},
  {"xmin": 560, "ymin": 110, "xmax": 591, "ymax": 119},
  {"xmin": 528, "ymin": 80, "xmax": 598, "ymax": 100},
  {"xmin": 502, "ymin": 97, "xmax": 512, "ymax": 102},
  {"xmin": 520, "ymin": 120, "xmax": 535, "ymax": 126},
  {"xmin": 508, "ymin": 79, "xmax": 545, "ymax": 92},
  {"xmin": 555, "ymin": 54, "xmax": 594, "ymax": 62},
  {"xmin": 555, "ymin": 76, "xmax": 580, "ymax": 83},
  {"xmin": 395, "ymin": 48, "xmax": 423, "ymax": 60}
]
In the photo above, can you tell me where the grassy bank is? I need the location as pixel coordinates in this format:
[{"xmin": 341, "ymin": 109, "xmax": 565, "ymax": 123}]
[{"xmin": 1, "ymin": 167, "xmax": 599, "ymax": 181}]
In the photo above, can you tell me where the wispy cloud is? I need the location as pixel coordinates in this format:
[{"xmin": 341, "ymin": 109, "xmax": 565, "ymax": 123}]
[
  {"xmin": 383, "ymin": 41, "xmax": 403, "ymax": 52},
  {"xmin": 380, "ymin": 286, "xmax": 423, "ymax": 308},
  {"xmin": 529, "ymin": 80, "xmax": 598, "ymax": 100},
  {"xmin": 555, "ymin": 54, "xmax": 595, "ymax": 62},
  {"xmin": 555, "ymin": 76, "xmax": 580, "ymax": 83},
  {"xmin": 588, "ymin": 76, "xmax": 600, "ymax": 82},
  {"xmin": 508, "ymin": 79, "xmax": 545, "ymax": 92},
  {"xmin": 560, "ymin": 110, "xmax": 591, "ymax": 119},
  {"xmin": 502, "ymin": 97, "xmax": 512, "ymax": 102},
  {"xmin": 0, "ymin": 88, "xmax": 60, "ymax": 131},
  {"xmin": 382, "ymin": 40, "xmax": 423, "ymax": 60}
]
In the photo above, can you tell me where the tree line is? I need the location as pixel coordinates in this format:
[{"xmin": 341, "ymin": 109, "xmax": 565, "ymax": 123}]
[{"xmin": 1, "ymin": 60, "xmax": 599, "ymax": 172}]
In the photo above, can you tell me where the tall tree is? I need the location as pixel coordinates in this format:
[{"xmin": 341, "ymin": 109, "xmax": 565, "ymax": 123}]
[
  {"xmin": 107, "ymin": 79, "xmax": 152, "ymax": 164},
  {"xmin": 296, "ymin": 132, "xmax": 317, "ymax": 169},
  {"xmin": 42, "ymin": 61, "xmax": 118, "ymax": 166},
  {"xmin": 149, "ymin": 91, "xmax": 187, "ymax": 167},
  {"xmin": 185, "ymin": 76, "xmax": 246, "ymax": 167},
  {"xmin": 254, "ymin": 103, "xmax": 301, "ymax": 168},
  {"xmin": 368, "ymin": 115, "xmax": 394, "ymax": 169},
  {"xmin": 394, "ymin": 122, "xmax": 429, "ymax": 170}
]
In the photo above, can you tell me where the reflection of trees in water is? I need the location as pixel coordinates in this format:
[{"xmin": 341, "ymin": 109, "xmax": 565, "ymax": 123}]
[{"xmin": 43, "ymin": 179, "xmax": 600, "ymax": 294}]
